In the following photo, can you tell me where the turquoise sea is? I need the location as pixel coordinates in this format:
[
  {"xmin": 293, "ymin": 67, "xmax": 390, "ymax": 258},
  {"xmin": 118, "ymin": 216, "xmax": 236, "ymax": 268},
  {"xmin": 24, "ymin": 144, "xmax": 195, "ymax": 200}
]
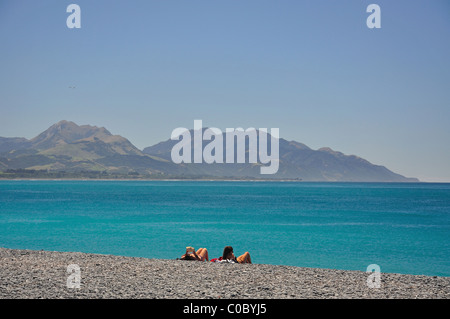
[{"xmin": 0, "ymin": 181, "xmax": 449, "ymax": 276}]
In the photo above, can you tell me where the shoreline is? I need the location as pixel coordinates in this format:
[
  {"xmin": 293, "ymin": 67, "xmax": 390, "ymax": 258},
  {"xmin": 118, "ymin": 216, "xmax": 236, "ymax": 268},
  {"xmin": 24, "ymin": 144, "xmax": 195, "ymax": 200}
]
[
  {"xmin": 1, "ymin": 247, "xmax": 449, "ymax": 299},
  {"xmin": 0, "ymin": 178, "xmax": 439, "ymax": 183},
  {"xmin": 0, "ymin": 178, "xmax": 303, "ymax": 182}
]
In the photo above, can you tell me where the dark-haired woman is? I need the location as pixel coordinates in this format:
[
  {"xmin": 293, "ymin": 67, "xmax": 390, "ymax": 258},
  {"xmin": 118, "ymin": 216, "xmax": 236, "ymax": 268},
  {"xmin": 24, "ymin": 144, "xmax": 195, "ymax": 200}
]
[{"xmin": 222, "ymin": 246, "xmax": 252, "ymax": 264}]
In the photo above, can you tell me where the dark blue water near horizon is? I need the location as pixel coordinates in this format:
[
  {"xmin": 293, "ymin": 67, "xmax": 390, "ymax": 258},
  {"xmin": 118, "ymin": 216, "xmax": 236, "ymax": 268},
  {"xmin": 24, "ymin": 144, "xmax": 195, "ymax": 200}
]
[{"xmin": 0, "ymin": 181, "xmax": 449, "ymax": 276}]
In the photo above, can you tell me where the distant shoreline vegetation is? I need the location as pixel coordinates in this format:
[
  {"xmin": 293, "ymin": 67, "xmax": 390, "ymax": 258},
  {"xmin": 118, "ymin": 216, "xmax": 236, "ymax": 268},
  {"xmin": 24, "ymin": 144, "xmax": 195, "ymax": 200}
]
[
  {"xmin": 0, "ymin": 169, "xmax": 429, "ymax": 183},
  {"xmin": 0, "ymin": 169, "xmax": 303, "ymax": 181}
]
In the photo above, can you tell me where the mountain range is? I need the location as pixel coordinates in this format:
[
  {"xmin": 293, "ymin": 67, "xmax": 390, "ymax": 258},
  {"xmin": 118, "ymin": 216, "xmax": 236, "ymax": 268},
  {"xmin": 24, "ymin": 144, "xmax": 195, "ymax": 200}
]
[{"xmin": 0, "ymin": 120, "xmax": 419, "ymax": 182}]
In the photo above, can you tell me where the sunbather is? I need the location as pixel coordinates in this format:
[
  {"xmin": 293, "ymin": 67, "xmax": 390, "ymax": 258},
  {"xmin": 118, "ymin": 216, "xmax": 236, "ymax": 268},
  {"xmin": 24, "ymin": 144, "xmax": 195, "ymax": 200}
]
[
  {"xmin": 221, "ymin": 246, "xmax": 252, "ymax": 264},
  {"xmin": 180, "ymin": 247, "xmax": 209, "ymax": 261}
]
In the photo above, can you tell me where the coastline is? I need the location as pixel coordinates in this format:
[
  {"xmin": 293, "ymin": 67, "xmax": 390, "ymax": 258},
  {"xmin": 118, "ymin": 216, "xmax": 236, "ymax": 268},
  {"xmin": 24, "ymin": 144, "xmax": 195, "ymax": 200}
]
[
  {"xmin": 1, "ymin": 247, "xmax": 448, "ymax": 299},
  {"xmin": 0, "ymin": 178, "xmax": 303, "ymax": 182},
  {"xmin": 0, "ymin": 178, "xmax": 435, "ymax": 183}
]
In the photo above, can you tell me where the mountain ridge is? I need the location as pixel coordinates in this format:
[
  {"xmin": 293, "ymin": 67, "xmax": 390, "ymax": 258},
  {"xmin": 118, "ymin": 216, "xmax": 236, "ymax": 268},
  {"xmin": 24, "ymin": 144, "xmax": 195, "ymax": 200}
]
[{"xmin": 0, "ymin": 120, "xmax": 419, "ymax": 182}]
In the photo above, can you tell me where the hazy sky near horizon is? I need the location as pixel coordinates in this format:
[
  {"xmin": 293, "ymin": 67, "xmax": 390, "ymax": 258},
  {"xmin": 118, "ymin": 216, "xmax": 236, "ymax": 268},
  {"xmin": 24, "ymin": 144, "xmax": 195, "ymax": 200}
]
[{"xmin": 0, "ymin": 0, "xmax": 449, "ymax": 181}]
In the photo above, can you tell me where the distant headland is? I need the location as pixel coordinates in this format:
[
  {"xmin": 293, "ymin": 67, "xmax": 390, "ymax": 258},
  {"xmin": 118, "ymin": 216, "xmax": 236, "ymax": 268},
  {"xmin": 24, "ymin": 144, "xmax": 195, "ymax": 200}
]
[{"xmin": 0, "ymin": 120, "xmax": 419, "ymax": 182}]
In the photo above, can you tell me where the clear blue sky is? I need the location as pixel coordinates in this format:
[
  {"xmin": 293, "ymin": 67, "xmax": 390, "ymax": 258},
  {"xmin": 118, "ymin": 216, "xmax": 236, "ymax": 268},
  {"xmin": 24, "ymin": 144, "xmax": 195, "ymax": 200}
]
[{"xmin": 1, "ymin": 0, "xmax": 449, "ymax": 181}]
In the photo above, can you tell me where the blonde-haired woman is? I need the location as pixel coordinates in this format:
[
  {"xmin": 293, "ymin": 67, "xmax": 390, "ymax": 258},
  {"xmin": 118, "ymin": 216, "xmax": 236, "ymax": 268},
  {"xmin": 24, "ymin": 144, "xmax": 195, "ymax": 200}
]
[{"xmin": 180, "ymin": 247, "xmax": 209, "ymax": 261}]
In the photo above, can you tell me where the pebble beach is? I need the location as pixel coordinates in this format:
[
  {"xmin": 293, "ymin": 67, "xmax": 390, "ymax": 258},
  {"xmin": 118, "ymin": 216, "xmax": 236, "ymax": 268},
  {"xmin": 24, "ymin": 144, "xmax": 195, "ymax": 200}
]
[{"xmin": 0, "ymin": 247, "xmax": 448, "ymax": 299}]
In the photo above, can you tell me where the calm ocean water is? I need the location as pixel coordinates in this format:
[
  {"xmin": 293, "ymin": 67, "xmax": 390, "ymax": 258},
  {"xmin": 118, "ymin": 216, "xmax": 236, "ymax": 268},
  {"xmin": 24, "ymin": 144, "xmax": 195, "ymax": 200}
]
[{"xmin": 0, "ymin": 180, "xmax": 449, "ymax": 276}]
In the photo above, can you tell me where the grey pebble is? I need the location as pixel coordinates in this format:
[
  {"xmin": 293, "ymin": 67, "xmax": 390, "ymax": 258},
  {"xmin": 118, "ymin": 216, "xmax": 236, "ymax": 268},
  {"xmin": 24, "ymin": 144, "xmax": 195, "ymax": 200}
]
[{"xmin": 0, "ymin": 247, "xmax": 449, "ymax": 299}]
